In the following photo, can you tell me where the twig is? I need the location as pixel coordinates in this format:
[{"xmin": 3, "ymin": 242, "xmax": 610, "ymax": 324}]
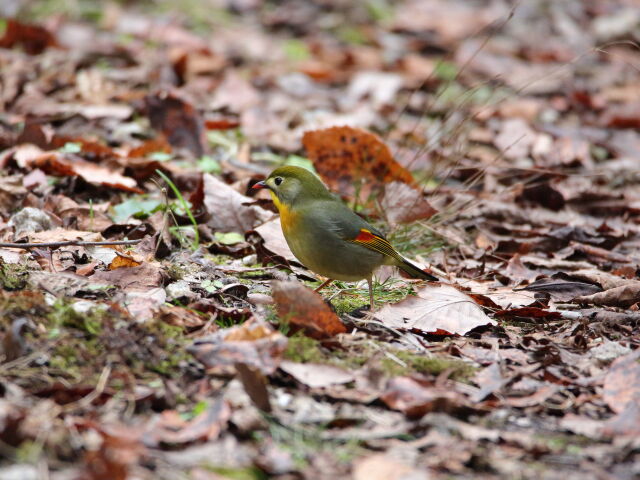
[{"xmin": 0, "ymin": 239, "xmax": 143, "ymax": 249}]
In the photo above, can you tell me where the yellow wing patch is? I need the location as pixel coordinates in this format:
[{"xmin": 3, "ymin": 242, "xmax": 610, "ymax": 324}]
[{"xmin": 349, "ymin": 228, "xmax": 403, "ymax": 262}]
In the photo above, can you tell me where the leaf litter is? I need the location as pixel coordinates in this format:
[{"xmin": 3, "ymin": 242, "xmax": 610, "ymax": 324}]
[{"xmin": 0, "ymin": 1, "xmax": 639, "ymax": 479}]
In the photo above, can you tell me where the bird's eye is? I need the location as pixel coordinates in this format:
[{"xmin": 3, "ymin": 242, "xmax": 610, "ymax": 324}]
[{"xmin": 274, "ymin": 177, "xmax": 283, "ymax": 186}]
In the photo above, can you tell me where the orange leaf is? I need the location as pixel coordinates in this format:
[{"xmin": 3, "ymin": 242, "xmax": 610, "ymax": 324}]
[
  {"xmin": 272, "ymin": 280, "xmax": 346, "ymax": 339},
  {"xmin": 302, "ymin": 126, "xmax": 415, "ymax": 205}
]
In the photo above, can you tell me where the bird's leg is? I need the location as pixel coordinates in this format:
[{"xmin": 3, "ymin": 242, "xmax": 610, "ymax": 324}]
[
  {"xmin": 314, "ymin": 278, "xmax": 334, "ymax": 292},
  {"xmin": 367, "ymin": 277, "xmax": 375, "ymax": 310}
]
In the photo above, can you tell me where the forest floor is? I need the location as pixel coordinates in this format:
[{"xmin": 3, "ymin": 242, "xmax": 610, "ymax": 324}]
[{"xmin": 0, "ymin": 1, "xmax": 639, "ymax": 479}]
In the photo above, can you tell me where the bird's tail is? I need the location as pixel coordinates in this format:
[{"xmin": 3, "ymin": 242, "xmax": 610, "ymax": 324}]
[{"xmin": 396, "ymin": 257, "xmax": 438, "ymax": 281}]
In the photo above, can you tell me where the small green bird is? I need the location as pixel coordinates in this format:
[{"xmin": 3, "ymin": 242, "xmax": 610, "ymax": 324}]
[{"xmin": 253, "ymin": 166, "xmax": 438, "ymax": 307}]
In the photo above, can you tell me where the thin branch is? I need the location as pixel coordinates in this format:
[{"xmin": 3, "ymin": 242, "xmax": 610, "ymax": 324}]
[{"xmin": 0, "ymin": 239, "xmax": 143, "ymax": 249}]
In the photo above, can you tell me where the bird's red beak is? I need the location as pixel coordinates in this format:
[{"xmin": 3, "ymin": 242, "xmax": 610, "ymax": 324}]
[{"xmin": 252, "ymin": 180, "xmax": 268, "ymax": 190}]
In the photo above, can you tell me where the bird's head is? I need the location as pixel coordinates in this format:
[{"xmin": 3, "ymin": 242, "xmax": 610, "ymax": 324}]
[{"xmin": 252, "ymin": 166, "xmax": 330, "ymax": 210}]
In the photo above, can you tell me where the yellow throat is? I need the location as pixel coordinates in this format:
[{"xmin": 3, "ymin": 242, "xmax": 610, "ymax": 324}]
[{"xmin": 270, "ymin": 191, "xmax": 297, "ymax": 232}]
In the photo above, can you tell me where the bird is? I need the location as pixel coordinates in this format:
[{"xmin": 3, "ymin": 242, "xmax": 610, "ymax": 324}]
[{"xmin": 252, "ymin": 166, "xmax": 438, "ymax": 308}]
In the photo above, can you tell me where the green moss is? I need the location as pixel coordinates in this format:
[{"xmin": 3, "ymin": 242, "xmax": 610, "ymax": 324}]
[
  {"xmin": 47, "ymin": 300, "xmax": 105, "ymax": 335},
  {"xmin": 0, "ymin": 259, "xmax": 29, "ymax": 290},
  {"xmin": 207, "ymin": 467, "xmax": 266, "ymax": 480},
  {"xmin": 328, "ymin": 289, "xmax": 369, "ymax": 314},
  {"xmin": 284, "ymin": 335, "xmax": 325, "ymax": 364},
  {"xmin": 166, "ymin": 263, "xmax": 188, "ymax": 281},
  {"xmin": 381, "ymin": 350, "xmax": 476, "ymax": 380},
  {"xmin": 284, "ymin": 334, "xmax": 370, "ymax": 370},
  {"xmin": 15, "ymin": 440, "xmax": 41, "ymax": 463}
]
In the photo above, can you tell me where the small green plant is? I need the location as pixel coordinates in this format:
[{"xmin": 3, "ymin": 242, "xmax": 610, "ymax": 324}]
[{"xmin": 155, "ymin": 169, "xmax": 200, "ymax": 249}]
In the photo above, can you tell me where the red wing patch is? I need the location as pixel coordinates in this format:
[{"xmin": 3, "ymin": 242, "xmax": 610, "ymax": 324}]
[
  {"xmin": 354, "ymin": 229, "xmax": 376, "ymax": 242},
  {"xmin": 350, "ymin": 229, "xmax": 403, "ymax": 262}
]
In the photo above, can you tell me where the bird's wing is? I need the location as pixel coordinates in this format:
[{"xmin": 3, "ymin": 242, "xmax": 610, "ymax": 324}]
[
  {"xmin": 346, "ymin": 227, "xmax": 405, "ymax": 263},
  {"xmin": 312, "ymin": 199, "xmax": 402, "ymax": 260}
]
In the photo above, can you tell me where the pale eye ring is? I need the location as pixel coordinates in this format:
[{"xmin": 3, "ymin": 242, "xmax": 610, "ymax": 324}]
[{"xmin": 274, "ymin": 177, "xmax": 283, "ymax": 186}]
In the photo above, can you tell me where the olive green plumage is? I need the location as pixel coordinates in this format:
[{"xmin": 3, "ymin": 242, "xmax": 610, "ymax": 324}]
[{"xmin": 253, "ymin": 166, "xmax": 437, "ymax": 307}]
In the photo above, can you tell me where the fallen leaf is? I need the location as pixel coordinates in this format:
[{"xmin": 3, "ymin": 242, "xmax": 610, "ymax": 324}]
[
  {"xmin": 376, "ymin": 284, "xmax": 496, "ymax": 335},
  {"xmin": 471, "ymin": 363, "xmax": 508, "ymax": 402},
  {"xmin": 145, "ymin": 90, "xmax": 206, "ymax": 156},
  {"xmin": 188, "ymin": 318, "xmax": 288, "ymax": 375},
  {"xmin": 12, "ymin": 145, "xmax": 141, "ymax": 193},
  {"xmin": 503, "ymin": 384, "xmax": 559, "ymax": 408},
  {"xmin": 83, "ymin": 426, "xmax": 146, "ymax": 480},
  {"xmin": 603, "ymin": 403, "xmax": 640, "ymax": 437},
  {"xmin": 576, "ymin": 281, "xmax": 640, "ymax": 308},
  {"xmin": 203, "ymin": 174, "xmax": 273, "ymax": 233},
  {"xmin": 302, "ymin": 126, "xmax": 415, "ymax": 205},
  {"xmin": 1, "ymin": 318, "xmax": 32, "ymax": 362},
  {"xmin": 494, "ymin": 307, "xmax": 562, "ymax": 320},
  {"xmin": 280, "ymin": 360, "xmax": 355, "ymax": 389},
  {"xmin": 108, "ymin": 252, "xmax": 142, "ymax": 270},
  {"xmin": 380, "ymin": 376, "xmax": 465, "ymax": 418},
  {"xmin": 602, "ymin": 350, "xmax": 640, "ymax": 414},
  {"xmin": 90, "ymin": 263, "xmax": 167, "ymax": 319},
  {"xmin": 271, "ymin": 280, "xmax": 347, "ymax": 339},
  {"xmin": 235, "ymin": 363, "xmax": 271, "ymax": 412},
  {"xmin": 380, "ymin": 181, "xmax": 437, "ymax": 225},
  {"xmin": 353, "ymin": 454, "xmax": 428, "ymax": 480},
  {"xmin": 91, "ymin": 263, "xmax": 166, "ymax": 290},
  {"xmin": 128, "ymin": 137, "xmax": 172, "ymax": 158},
  {"xmin": 494, "ymin": 118, "xmax": 536, "ymax": 159},
  {"xmin": 252, "ymin": 218, "xmax": 297, "ymax": 263},
  {"xmin": 0, "ymin": 19, "xmax": 58, "ymax": 55},
  {"xmin": 143, "ymin": 398, "xmax": 230, "ymax": 447}
]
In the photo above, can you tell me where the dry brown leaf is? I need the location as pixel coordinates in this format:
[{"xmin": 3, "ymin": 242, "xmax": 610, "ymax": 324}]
[
  {"xmin": 380, "ymin": 376, "xmax": 465, "ymax": 418},
  {"xmin": 380, "ymin": 181, "xmax": 437, "ymax": 225},
  {"xmin": 280, "ymin": 360, "xmax": 355, "ymax": 389},
  {"xmin": 144, "ymin": 90, "xmax": 206, "ymax": 156},
  {"xmin": 471, "ymin": 363, "xmax": 508, "ymax": 402},
  {"xmin": 302, "ymin": 126, "xmax": 415, "ymax": 205},
  {"xmin": 25, "ymin": 228, "xmax": 102, "ymax": 244},
  {"xmin": 504, "ymin": 384, "xmax": 559, "ymax": 408},
  {"xmin": 203, "ymin": 174, "xmax": 273, "ymax": 233},
  {"xmin": 188, "ymin": 318, "xmax": 288, "ymax": 375},
  {"xmin": 108, "ymin": 253, "xmax": 142, "ymax": 270},
  {"xmin": 12, "ymin": 145, "xmax": 141, "ymax": 193},
  {"xmin": 253, "ymin": 218, "xmax": 297, "ymax": 263},
  {"xmin": 142, "ymin": 398, "xmax": 230, "ymax": 447},
  {"xmin": 353, "ymin": 454, "xmax": 428, "ymax": 480},
  {"xmin": 271, "ymin": 280, "xmax": 347, "ymax": 339},
  {"xmin": 376, "ymin": 284, "xmax": 496, "ymax": 335},
  {"xmin": 576, "ymin": 280, "xmax": 640, "ymax": 308},
  {"xmin": 602, "ymin": 350, "xmax": 640, "ymax": 415},
  {"xmin": 0, "ymin": 19, "xmax": 58, "ymax": 55}
]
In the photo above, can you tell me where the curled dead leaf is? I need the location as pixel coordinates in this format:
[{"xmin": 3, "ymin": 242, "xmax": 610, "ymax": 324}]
[
  {"xmin": 575, "ymin": 281, "xmax": 640, "ymax": 308},
  {"xmin": 381, "ymin": 376, "xmax": 466, "ymax": 418},
  {"xmin": 271, "ymin": 280, "xmax": 347, "ymax": 339},
  {"xmin": 188, "ymin": 318, "xmax": 288, "ymax": 375},
  {"xmin": 145, "ymin": 90, "xmax": 206, "ymax": 157},
  {"xmin": 12, "ymin": 145, "xmax": 141, "ymax": 193},
  {"xmin": 142, "ymin": 398, "xmax": 230, "ymax": 447}
]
